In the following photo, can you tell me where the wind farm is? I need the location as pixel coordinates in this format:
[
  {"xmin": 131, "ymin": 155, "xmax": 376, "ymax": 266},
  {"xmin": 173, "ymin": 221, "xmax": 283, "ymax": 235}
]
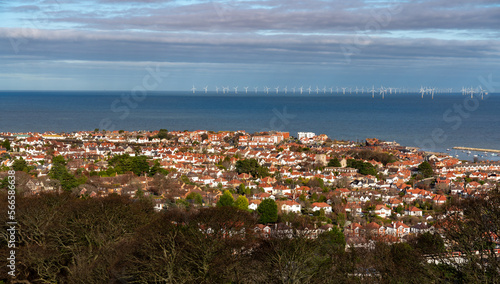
[{"xmin": 186, "ymin": 85, "xmax": 491, "ymax": 99}]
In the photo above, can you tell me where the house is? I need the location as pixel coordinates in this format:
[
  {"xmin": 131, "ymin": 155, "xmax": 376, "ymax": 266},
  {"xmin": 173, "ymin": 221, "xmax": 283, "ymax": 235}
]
[
  {"xmin": 248, "ymin": 200, "xmax": 261, "ymax": 211},
  {"xmin": 344, "ymin": 203, "xmax": 363, "ymax": 216},
  {"xmin": 254, "ymin": 224, "xmax": 272, "ymax": 238},
  {"xmin": 410, "ymin": 222, "xmax": 435, "ymax": 234},
  {"xmin": 153, "ymin": 199, "xmax": 166, "ymax": 211},
  {"xmin": 405, "ymin": 206, "xmax": 423, "ymax": 217},
  {"xmin": 364, "ymin": 222, "xmax": 385, "ymax": 236},
  {"xmin": 279, "ymin": 200, "xmax": 302, "ymax": 213},
  {"xmin": 432, "ymin": 194, "xmax": 447, "ymax": 205},
  {"xmin": 345, "ymin": 222, "xmax": 363, "ymax": 237},
  {"xmin": 386, "ymin": 198, "xmax": 403, "ymax": 209},
  {"xmin": 311, "ymin": 202, "xmax": 332, "ymax": 213},
  {"xmin": 374, "ymin": 204, "xmax": 392, "ymax": 218},
  {"xmin": 387, "ymin": 221, "xmax": 410, "ymax": 237}
]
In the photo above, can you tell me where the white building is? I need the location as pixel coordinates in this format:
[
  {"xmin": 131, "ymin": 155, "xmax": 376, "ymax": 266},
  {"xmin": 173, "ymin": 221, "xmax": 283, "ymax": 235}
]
[{"xmin": 297, "ymin": 132, "xmax": 315, "ymax": 139}]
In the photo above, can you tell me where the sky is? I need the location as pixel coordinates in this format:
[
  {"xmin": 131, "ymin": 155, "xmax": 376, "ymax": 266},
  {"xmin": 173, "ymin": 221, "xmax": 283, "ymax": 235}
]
[{"xmin": 1, "ymin": 0, "xmax": 500, "ymax": 91}]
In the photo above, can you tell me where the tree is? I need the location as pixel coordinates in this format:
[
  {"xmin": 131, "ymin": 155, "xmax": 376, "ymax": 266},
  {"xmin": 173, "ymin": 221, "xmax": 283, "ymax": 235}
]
[
  {"xmin": 317, "ymin": 227, "xmax": 346, "ymax": 253},
  {"xmin": 108, "ymin": 154, "xmax": 150, "ymax": 176},
  {"xmin": 438, "ymin": 189, "xmax": 500, "ymax": 282},
  {"xmin": 411, "ymin": 232, "xmax": 445, "ymax": 254},
  {"xmin": 187, "ymin": 192, "xmax": 203, "ymax": 205},
  {"xmin": 235, "ymin": 158, "xmax": 270, "ymax": 178},
  {"xmin": 234, "ymin": 195, "xmax": 249, "ymax": 211},
  {"xmin": 257, "ymin": 199, "xmax": 278, "ymax": 224},
  {"xmin": 12, "ymin": 158, "xmax": 29, "ymax": 172},
  {"xmin": 217, "ymin": 190, "xmax": 234, "ymax": 207},
  {"xmin": 1, "ymin": 139, "xmax": 10, "ymax": 151},
  {"xmin": 346, "ymin": 159, "xmax": 377, "ymax": 176},
  {"xmin": 148, "ymin": 160, "xmax": 168, "ymax": 177},
  {"xmin": 327, "ymin": 157, "xmax": 341, "ymax": 167},
  {"xmin": 418, "ymin": 161, "xmax": 434, "ymax": 178},
  {"xmin": 155, "ymin": 129, "xmax": 170, "ymax": 140},
  {"xmin": 49, "ymin": 155, "xmax": 83, "ymax": 191},
  {"xmin": 395, "ymin": 205, "xmax": 404, "ymax": 214}
]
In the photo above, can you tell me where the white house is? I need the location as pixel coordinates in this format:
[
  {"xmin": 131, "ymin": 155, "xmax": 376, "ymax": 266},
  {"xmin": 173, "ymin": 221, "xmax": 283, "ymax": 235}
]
[
  {"xmin": 297, "ymin": 132, "xmax": 315, "ymax": 139},
  {"xmin": 405, "ymin": 206, "xmax": 423, "ymax": 217},
  {"xmin": 311, "ymin": 202, "xmax": 332, "ymax": 213},
  {"xmin": 374, "ymin": 205, "xmax": 392, "ymax": 218},
  {"xmin": 280, "ymin": 200, "xmax": 302, "ymax": 213},
  {"xmin": 248, "ymin": 200, "xmax": 261, "ymax": 211}
]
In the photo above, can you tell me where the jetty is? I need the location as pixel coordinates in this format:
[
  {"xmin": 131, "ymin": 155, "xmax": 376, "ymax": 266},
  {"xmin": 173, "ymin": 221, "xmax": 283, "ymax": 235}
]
[{"xmin": 453, "ymin": 147, "xmax": 500, "ymax": 154}]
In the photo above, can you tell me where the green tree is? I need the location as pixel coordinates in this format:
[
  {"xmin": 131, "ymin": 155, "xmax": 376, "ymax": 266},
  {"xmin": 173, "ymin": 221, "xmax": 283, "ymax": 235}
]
[
  {"xmin": 235, "ymin": 158, "xmax": 270, "ymax": 178},
  {"xmin": 187, "ymin": 192, "xmax": 203, "ymax": 205},
  {"xmin": 395, "ymin": 205, "xmax": 404, "ymax": 214},
  {"xmin": 148, "ymin": 160, "xmax": 168, "ymax": 177},
  {"xmin": 49, "ymin": 155, "xmax": 83, "ymax": 191},
  {"xmin": 12, "ymin": 158, "xmax": 29, "ymax": 172},
  {"xmin": 257, "ymin": 198, "xmax": 278, "ymax": 224},
  {"xmin": 317, "ymin": 227, "xmax": 346, "ymax": 253},
  {"xmin": 2, "ymin": 139, "xmax": 11, "ymax": 151},
  {"xmin": 155, "ymin": 129, "xmax": 170, "ymax": 140},
  {"xmin": 411, "ymin": 232, "xmax": 445, "ymax": 254},
  {"xmin": 237, "ymin": 183, "xmax": 246, "ymax": 195},
  {"xmin": 217, "ymin": 190, "xmax": 234, "ymax": 207},
  {"xmin": 52, "ymin": 155, "xmax": 67, "ymax": 166},
  {"xmin": 108, "ymin": 154, "xmax": 150, "ymax": 176},
  {"xmin": 327, "ymin": 157, "xmax": 341, "ymax": 167},
  {"xmin": 418, "ymin": 161, "xmax": 434, "ymax": 178},
  {"xmin": 234, "ymin": 195, "xmax": 249, "ymax": 211},
  {"xmin": 346, "ymin": 159, "xmax": 377, "ymax": 176}
]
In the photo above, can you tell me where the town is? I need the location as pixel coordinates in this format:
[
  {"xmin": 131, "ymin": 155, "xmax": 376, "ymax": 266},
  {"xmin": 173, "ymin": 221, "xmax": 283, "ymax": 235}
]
[{"xmin": 1, "ymin": 129, "xmax": 499, "ymax": 245}]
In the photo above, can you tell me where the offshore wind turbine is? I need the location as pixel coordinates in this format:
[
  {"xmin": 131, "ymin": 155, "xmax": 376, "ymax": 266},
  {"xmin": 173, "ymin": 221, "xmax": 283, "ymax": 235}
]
[
  {"xmin": 315, "ymin": 86, "xmax": 319, "ymax": 94},
  {"xmin": 322, "ymin": 86, "xmax": 327, "ymax": 94},
  {"xmin": 341, "ymin": 87, "xmax": 346, "ymax": 95},
  {"xmin": 244, "ymin": 86, "xmax": 249, "ymax": 94},
  {"xmin": 370, "ymin": 85, "xmax": 375, "ymax": 98},
  {"xmin": 419, "ymin": 86, "xmax": 425, "ymax": 99},
  {"xmin": 254, "ymin": 86, "xmax": 258, "ymax": 93},
  {"xmin": 234, "ymin": 86, "xmax": 238, "ymax": 94},
  {"xmin": 275, "ymin": 86, "xmax": 279, "ymax": 94},
  {"xmin": 379, "ymin": 86, "xmax": 386, "ymax": 99},
  {"xmin": 284, "ymin": 86, "xmax": 288, "ymax": 94},
  {"xmin": 264, "ymin": 86, "xmax": 270, "ymax": 94},
  {"xmin": 299, "ymin": 86, "xmax": 303, "ymax": 94},
  {"xmin": 307, "ymin": 86, "xmax": 312, "ymax": 95},
  {"xmin": 203, "ymin": 86, "xmax": 208, "ymax": 94},
  {"xmin": 191, "ymin": 85, "xmax": 196, "ymax": 94},
  {"xmin": 292, "ymin": 87, "xmax": 296, "ymax": 94},
  {"xmin": 329, "ymin": 87, "xmax": 333, "ymax": 94},
  {"xmin": 215, "ymin": 86, "xmax": 219, "ymax": 94},
  {"xmin": 479, "ymin": 86, "xmax": 485, "ymax": 100}
]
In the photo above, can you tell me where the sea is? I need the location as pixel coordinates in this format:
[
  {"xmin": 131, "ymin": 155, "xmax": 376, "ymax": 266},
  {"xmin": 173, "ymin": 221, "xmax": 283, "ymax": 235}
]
[{"xmin": 1, "ymin": 91, "xmax": 499, "ymax": 161}]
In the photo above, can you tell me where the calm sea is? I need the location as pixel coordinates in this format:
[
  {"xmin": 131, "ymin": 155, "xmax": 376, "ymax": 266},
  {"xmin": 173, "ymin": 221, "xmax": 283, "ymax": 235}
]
[{"xmin": 1, "ymin": 91, "xmax": 499, "ymax": 160}]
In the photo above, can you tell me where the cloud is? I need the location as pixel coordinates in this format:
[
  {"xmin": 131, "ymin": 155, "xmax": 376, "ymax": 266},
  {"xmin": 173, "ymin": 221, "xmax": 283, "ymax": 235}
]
[
  {"xmin": 1, "ymin": 0, "xmax": 499, "ymax": 90},
  {"xmin": 17, "ymin": 0, "xmax": 496, "ymax": 35}
]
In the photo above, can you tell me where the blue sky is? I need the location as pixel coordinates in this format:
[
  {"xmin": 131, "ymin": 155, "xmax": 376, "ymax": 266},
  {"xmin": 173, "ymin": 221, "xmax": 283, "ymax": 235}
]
[{"xmin": 1, "ymin": 0, "xmax": 499, "ymax": 91}]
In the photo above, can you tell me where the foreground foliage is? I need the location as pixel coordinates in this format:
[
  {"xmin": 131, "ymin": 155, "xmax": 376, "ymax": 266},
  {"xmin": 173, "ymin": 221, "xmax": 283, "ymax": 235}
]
[{"xmin": 0, "ymin": 191, "xmax": 499, "ymax": 283}]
